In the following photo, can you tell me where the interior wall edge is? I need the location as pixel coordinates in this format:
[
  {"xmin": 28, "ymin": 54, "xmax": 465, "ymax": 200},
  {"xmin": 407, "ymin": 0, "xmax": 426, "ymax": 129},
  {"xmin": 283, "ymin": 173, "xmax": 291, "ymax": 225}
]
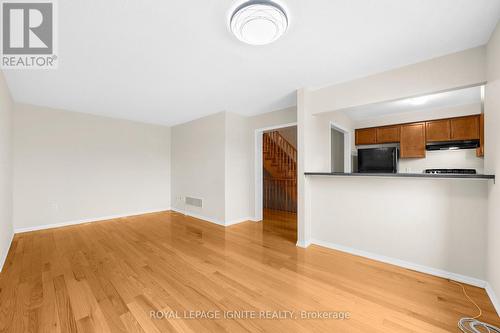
[
  {"xmin": 296, "ymin": 239, "xmax": 312, "ymax": 248},
  {"xmin": 486, "ymin": 282, "xmax": 500, "ymax": 316}
]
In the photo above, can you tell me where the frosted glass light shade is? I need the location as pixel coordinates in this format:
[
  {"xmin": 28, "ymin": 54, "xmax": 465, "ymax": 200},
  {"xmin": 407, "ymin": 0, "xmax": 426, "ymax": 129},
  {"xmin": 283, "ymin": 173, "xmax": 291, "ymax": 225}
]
[{"xmin": 230, "ymin": 1, "xmax": 288, "ymax": 45}]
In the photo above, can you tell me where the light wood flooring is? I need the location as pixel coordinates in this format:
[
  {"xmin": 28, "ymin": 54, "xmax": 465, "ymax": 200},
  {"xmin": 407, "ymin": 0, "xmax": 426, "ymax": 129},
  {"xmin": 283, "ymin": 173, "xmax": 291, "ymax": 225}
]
[{"xmin": 0, "ymin": 210, "xmax": 498, "ymax": 332}]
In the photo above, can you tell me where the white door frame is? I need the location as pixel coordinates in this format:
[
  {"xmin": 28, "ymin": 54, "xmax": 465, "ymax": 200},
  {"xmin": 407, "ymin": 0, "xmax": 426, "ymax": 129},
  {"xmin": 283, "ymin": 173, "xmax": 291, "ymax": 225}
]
[
  {"xmin": 254, "ymin": 122, "xmax": 297, "ymax": 221},
  {"xmin": 330, "ymin": 122, "xmax": 352, "ymax": 173}
]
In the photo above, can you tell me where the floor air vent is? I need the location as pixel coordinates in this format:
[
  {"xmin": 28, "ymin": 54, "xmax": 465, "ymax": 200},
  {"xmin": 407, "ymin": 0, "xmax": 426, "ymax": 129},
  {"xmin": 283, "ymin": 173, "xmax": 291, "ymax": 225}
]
[{"xmin": 185, "ymin": 197, "xmax": 203, "ymax": 208}]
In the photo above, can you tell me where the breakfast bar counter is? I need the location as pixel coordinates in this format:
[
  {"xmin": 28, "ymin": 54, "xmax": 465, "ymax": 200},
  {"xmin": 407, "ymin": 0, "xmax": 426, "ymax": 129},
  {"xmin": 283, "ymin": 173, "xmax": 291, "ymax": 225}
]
[
  {"xmin": 305, "ymin": 173, "xmax": 490, "ymax": 282},
  {"xmin": 304, "ymin": 172, "xmax": 495, "ymax": 180}
]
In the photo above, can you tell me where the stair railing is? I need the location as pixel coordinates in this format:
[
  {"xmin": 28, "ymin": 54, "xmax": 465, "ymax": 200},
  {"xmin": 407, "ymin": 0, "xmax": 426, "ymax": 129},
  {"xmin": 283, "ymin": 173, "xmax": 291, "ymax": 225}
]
[
  {"xmin": 263, "ymin": 178, "xmax": 297, "ymax": 213},
  {"xmin": 263, "ymin": 131, "xmax": 297, "ymax": 176},
  {"xmin": 263, "ymin": 131, "xmax": 297, "ymax": 213}
]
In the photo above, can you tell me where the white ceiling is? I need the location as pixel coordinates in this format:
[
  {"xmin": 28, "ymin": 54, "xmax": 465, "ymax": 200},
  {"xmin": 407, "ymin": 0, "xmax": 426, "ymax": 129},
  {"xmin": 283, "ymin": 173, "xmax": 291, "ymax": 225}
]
[
  {"xmin": 3, "ymin": 0, "xmax": 500, "ymax": 126},
  {"xmin": 342, "ymin": 86, "xmax": 483, "ymax": 121}
]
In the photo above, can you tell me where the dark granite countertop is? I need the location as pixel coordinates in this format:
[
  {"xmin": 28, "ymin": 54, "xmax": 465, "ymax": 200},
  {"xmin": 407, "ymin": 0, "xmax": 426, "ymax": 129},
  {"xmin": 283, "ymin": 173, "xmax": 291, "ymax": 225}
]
[{"xmin": 304, "ymin": 172, "xmax": 495, "ymax": 180}]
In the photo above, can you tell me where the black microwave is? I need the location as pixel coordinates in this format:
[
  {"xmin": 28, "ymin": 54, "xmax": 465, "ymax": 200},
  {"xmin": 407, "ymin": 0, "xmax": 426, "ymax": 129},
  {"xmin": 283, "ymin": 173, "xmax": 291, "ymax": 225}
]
[{"xmin": 357, "ymin": 147, "xmax": 398, "ymax": 173}]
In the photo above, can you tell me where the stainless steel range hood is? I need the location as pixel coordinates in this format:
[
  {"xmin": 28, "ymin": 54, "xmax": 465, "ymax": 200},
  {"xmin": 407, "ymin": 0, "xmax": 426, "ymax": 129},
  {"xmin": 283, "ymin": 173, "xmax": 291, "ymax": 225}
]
[{"xmin": 426, "ymin": 140, "xmax": 480, "ymax": 151}]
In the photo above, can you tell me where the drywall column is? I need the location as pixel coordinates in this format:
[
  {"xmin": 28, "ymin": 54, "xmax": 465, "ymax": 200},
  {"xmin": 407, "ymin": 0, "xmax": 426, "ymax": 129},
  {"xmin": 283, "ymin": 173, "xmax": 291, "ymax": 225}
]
[
  {"xmin": 297, "ymin": 89, "xmax": 330, "ymax": 247},
  {"xmin": 485, "ymin": 21, "xmax": 500, "ymax": 314},
  {"xmin": 297, "ymin": 89, "xmax": 310, "ymax": 247},
  {"xmin": 225, "ymin": 112, "xmax": 252, "ymax": 224}
]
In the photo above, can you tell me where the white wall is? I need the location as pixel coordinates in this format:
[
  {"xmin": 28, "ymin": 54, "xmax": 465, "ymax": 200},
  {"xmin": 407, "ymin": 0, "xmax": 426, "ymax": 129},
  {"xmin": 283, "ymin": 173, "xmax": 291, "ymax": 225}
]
[
  {"xmin": 309, "ymin": 176, "xmax": 488, "ymax": 282},
  {"xmin": 485, "ymin": 21, "xmax": 500, "ymax": 313},
  {"xmin": 0, "ymin": 71, "xmax": 13, "ymax": 271},
  {"xmin": 225, "ymin": 112, "xmax": 252, "ymax": 223},
  {"xmin": 13, "ymin": 104, "xmax": 171, "ymax": 231},
  {"xmin": 171, "ymin": 112, "xmax": 226, "ymax": 223},
  {"xmin": 248, "ymin": 106, "xmax": 297, "ymax": 131},
  {"xmin": 310, "ymin": 46, "xmax": 487, "ymax": 114}
]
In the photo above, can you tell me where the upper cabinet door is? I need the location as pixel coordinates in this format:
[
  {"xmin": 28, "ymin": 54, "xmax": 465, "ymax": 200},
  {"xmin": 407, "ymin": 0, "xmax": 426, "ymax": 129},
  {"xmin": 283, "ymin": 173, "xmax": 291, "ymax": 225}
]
[
  {"xmin": 450, "ymin": 115, "xmax": 480, "ymax": 140},
  {"xmin": 376, "ymin": 126, "xmax": 400, "ymax": 143},
  {"xmin": 355, "ymin": 128, "xmax": 377, "ymax": 145},
  {"xmin": 426, "ymin": 119, "xmax": 451, "ymax": 142},
  {"xmin": 400, "ymin": 123, "xmax": 426, "ymax": 158},
  {"xmin": 477, "ymin": 113, "xmax": 484, "ymax": 157}
]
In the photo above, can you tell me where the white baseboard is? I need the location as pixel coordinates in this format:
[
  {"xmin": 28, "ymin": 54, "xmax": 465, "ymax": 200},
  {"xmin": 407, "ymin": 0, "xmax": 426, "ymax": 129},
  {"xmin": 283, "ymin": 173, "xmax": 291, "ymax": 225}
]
[
  {"xmin": 171, "ymin": 208, "xmax": 225, "ymax": 226},
  {"xmin": 486, "ymin": 282, "xmax": 500, "ymax": 316},
  {"xmin": 0, "ymin": 231, "xmax": 14, "ymax": 273},
  {"xmin": 171, "ymin": 208, "xmax": 253, "ymax": 227},
  {"xmin": 226, "ymin": 217, "xmax": 254, "ymax": 226},
  {"xmin": 14, "ymin": 208, "xmax": 171, "ymax": 234},
  {"xmin": 311, "ymin": 238, "xmax": 487, "ymax": 288}
]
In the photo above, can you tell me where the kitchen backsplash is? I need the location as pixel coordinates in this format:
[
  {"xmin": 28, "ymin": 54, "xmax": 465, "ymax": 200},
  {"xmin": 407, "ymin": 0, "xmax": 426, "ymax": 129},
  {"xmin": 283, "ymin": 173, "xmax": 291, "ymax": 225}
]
[{"xmin": 398, "ymin": 149, "xmax": 484, "ymax": 174}]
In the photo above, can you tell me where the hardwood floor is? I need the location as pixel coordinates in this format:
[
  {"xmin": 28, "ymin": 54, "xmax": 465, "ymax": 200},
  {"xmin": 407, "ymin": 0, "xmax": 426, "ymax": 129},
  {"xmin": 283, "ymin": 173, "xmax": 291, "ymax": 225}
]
[
  {"xmin": 262, "ymin": 209, "xmax": 297, "ymax": 243},
  {"xmin": 0, "ymin": 210, "xmax": 498, "ymax": 332}
]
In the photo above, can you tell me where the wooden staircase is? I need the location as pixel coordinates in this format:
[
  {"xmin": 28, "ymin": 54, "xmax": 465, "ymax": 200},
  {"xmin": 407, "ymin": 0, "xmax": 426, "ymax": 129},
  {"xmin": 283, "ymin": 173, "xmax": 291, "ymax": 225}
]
[{"xmin": 263, "ymin": 131, "xmax": 297, "ymax": 213}]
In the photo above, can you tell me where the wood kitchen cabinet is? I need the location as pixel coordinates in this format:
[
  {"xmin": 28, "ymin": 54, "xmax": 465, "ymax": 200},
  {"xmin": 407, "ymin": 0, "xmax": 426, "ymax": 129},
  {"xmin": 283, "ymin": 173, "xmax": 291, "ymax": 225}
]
[
  {"xmin": 477, "ymin": 113, "xmax": 484, "ymax": 157},
  {"xmin": 400, "ymin": 123, "xmax": 426, "ymax": 158},
  {"xmin": 355, "ymin": 128, "xmax": 377, "ymax": 145},
  {"xmin": 355, "ymin": 113, "xmax": 484, "ymax": 158},
  {"xmin": 376, "ymin": 126, "xmax": 400, "ymax": 143},
  {"xmin": 450, "ymin": 115, "xmax": 480, "ymax": 140},
  {"xmin": 426, "ymin": 119, "xmax": 451, "ymax": 142}
]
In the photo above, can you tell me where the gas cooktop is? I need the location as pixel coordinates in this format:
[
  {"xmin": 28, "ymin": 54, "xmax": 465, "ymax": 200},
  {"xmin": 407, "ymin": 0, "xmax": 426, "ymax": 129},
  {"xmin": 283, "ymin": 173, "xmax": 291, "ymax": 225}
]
[{"xmin": 424, "ymin": 169, "xmax": 477, "ymax": 175}]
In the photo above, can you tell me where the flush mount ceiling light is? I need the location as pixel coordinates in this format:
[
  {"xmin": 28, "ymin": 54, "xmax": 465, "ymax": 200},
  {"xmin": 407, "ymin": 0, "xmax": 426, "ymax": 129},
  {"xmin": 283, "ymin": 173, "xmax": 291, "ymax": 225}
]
[{"xmin": 230, "ymin": 1, "xmax": 288, "ymax": 45}]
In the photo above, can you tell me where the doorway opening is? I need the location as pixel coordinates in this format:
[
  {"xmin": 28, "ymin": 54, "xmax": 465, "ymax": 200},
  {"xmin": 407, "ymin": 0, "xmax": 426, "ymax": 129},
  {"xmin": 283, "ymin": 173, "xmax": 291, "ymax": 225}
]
[
  {"xmin": 261, "ymin": 125, "xmax": 297, "ymax": 242},
  {"xmin": 330, "ymin": 122, "xmax": 352, "ymax": 173},
  {"xmin": 331, "ymin": 127, "xmax": 345, "ymax": 172}
]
